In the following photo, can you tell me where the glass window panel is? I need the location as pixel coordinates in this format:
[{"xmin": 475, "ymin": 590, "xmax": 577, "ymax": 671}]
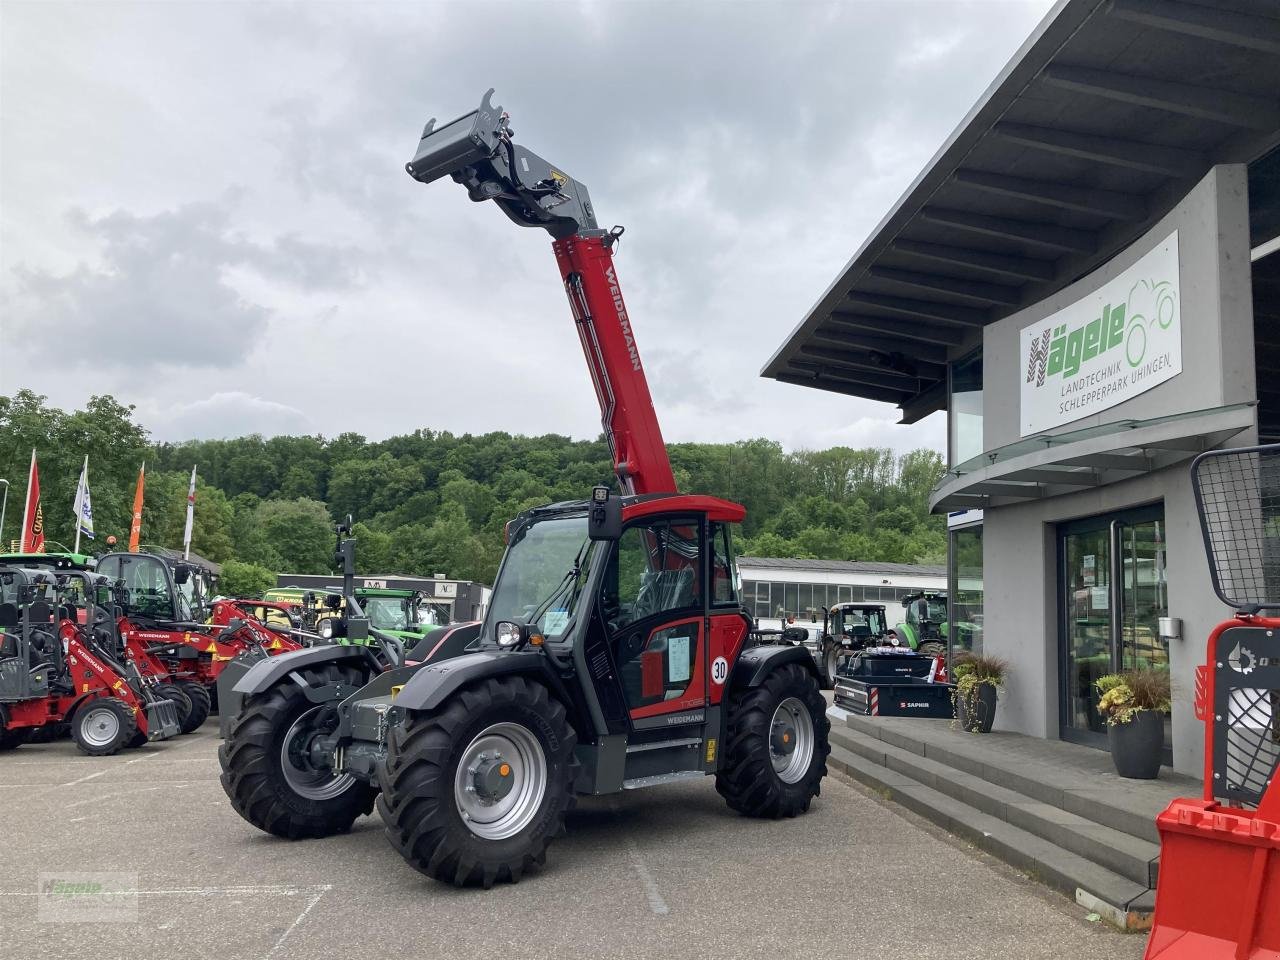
[
  {"xmin": 782, "ymin": 583, "xmax": 798, "ymax": 619},
  {"xmin": 950, "ymin": 350, "xmax": 983, "ymax": 466},
  {"xmin": 949, "ymin": 525, "xmax": 984, "ymax": 659}
]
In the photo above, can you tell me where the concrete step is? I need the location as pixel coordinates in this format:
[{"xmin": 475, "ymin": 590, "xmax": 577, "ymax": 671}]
[
  {"xmin": 841, "ymin": 710, "xmax": 1188, "ymax": 844},
  {"xmin": 830, "ymin": 724, "xmax": 1160, "ymax": 888},
  {"xmin": 828, "ymin": 739, "xmax": 1156, "ymax": 930}
]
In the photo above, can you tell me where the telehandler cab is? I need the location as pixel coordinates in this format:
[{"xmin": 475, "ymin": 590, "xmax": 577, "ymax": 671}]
[{"xmin": 220, "ymin": 90, "xmax": 829, "ymax": 888}]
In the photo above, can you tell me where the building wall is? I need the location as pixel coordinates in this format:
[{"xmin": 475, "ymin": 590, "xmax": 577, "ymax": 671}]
[
  {"xmin": 977, "ymin": 165, "xmax": 1257, "ymax": 777},
  {"xmin": 982, "ymin": 464, "xmax": 1239, "ymax": 776}
]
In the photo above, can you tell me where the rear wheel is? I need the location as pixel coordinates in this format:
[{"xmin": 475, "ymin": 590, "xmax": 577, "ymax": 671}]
[
  {"xmin": 178, "ymin": 682, "xmax": 211, "ymax": 733},
  {"xmin": 819, "ymin": 643, "xmax": 838, "ymax": 690},
  {"xmin": 72, "ymin": 697, "xmax": 137, "ymax": 757},
  {"xmin": 0, "ymin": 708, "xmax": 30, "ymax": 750},
  {"xmin": 918, "ymin": 641, "xmax": 946, "ymax": 659},
  {"xmin": 156, "ymin": 684, "xmax": 192, "ymax": 732},
  {"xmin": 716, "ymin": 663, "xmax": 830, "ymax": 818},
  {"xmin": 218, "ymin": 664, "xmax": 376, "ymax": 839},
  {"xmin": 378, "ymin": 676, "xmax": 577, "ymax": 887}
]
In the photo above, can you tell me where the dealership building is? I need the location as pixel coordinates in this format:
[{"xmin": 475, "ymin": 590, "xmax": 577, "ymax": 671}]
[{"xmin": 765, "ymin": 0, "xmax": 1280, "ymax": 777}]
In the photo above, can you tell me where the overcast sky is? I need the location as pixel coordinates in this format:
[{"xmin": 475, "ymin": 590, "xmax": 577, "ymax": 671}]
[{"xmin": 1, "ymin": 0, "xmax": 1054, "ymax": 454}]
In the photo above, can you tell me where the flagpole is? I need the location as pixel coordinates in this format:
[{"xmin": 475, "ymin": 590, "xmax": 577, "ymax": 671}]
[{"xmin": 20, "ymin": 450, "xmax": 34, "ymax": 553}]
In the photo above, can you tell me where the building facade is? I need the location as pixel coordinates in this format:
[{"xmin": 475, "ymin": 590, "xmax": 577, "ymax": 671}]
[{"xmin": 765, "ymin": 0, "xmax": 1280, "ymax": 777}]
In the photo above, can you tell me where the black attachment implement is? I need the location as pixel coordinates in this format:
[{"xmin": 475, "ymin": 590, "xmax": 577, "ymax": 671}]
[{"xmin": 405, "ymin": 88, "xmax": 597, "ymax": 239}]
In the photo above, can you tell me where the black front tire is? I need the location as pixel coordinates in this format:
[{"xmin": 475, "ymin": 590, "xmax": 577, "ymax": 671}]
[
  {"xmin": 378, "ymin": 676, "xmax": 577, "ymax": 888},
  {"xmin": 716, "ymin": 663, "xmax": 830, "ymax": 818},
  {"xmin": 218, "ymin": 664, "xmax": 377, "ymax": 839},
  {"xmin": 178, "ymin": 682, "xmax": 212, "ymax": 733},
  {"xmin": 72, "ymin": 697, "xmax": 138, "ymax": 757}
]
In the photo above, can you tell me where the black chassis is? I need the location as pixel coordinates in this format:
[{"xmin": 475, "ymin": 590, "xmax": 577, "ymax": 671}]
[{"xmin": 228, "ymin": 502, "xmax": 817, "ymax": 793}]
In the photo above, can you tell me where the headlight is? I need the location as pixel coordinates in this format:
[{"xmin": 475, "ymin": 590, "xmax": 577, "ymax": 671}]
[{"xmin": 496, "ymin": 621, "xmax": 523, "ymax": 647}]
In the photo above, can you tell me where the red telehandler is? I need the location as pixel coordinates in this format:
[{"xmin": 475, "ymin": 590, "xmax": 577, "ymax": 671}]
[{"xmin": 219, "ymin": 89, "xmax": 829, "ymax": 887}]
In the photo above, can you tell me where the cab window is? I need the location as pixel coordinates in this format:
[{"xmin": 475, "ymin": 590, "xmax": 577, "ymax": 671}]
[{"xmin": 602, "ymin": 518, "xmax": 702, "ymax": 632}]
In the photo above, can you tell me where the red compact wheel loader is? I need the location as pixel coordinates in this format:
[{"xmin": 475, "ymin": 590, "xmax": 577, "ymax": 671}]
[
  {"xmin": 0, "ymin": 565, "xmax": 181, "ymax": 755},
  {"xmin": 219, "ymin": 89, "xmax": 830, "ymax": 888}
]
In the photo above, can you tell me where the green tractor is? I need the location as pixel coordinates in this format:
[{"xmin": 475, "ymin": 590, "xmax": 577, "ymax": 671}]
[{"xmin": 888, "ymin": 591, "xmax": 983, "ymax": 659}]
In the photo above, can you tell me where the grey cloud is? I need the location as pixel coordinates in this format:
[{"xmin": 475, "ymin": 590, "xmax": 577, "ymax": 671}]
[{"xmin": 6, "ymin": 202, "xmax": 363, "ymax": 370}]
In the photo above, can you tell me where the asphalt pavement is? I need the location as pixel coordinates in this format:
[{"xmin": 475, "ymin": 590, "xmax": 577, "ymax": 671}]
[{"xmin": 2, "ymin": 718, "xmax": 1145, "ymax": 960}]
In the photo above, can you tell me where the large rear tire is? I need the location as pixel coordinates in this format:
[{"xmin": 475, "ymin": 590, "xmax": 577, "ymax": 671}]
[
  {"xmin": 918, "ymin": 641, "xmax": 946, "ymax": 659},
  {"xmin": 378, "ymin": 676, "xmax": 577, "ymax": 888},
  {"xmin": 716, "ymin": 663, "xmax": 830, "ymax": 818},
  {"xmin": 72, "ymin": 697, "xmax": 137, "ymax": 757},
  {"xmin": 218, "ymin": 664, "xmax": 376, "ymax": 839},
  {"xmin": 178, "ymin": 682, "xmax": 211, "ymax": 733}
]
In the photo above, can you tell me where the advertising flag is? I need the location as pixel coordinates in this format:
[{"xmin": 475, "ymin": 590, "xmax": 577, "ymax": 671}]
[
  {"xmin": 182, "ymin": 465, "xmax": 197, "ymax": 560},
  {"xmin": 20, "ymin": 449, "xmax": 45, "ymax": 554},
  {"xmin": 73, "ymin": 455, "xmax": 94, "ymax": 551},
  {"xmin": 128, "ymin": 463, "xmax": 145, "ymax": 552}
]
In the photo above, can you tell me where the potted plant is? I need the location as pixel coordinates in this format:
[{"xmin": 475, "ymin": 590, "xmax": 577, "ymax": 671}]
[
  {"xmin": 952, "ymin": 654, "xmax": 1008, "ymax": 733},
  {"xmin": 1096, "ymin": 669, "xmax": 1171, "ymax": 779}
]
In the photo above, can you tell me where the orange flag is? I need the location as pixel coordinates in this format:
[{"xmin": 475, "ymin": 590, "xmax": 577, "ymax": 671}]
[
  {"xmin": 128, "ymin": 462, "xmax": 145, "ymax": 552},
  {"xmin": 20, "ymin": 449, "xmax": 45, "ymax": 554}
]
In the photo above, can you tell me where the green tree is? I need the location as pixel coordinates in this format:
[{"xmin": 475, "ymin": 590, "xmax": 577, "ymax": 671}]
[{"xmin": 220, "ymin": 559, "xmax": 277, "ymax": 597}]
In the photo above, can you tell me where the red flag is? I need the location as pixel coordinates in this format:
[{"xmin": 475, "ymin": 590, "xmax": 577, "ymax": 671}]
[
  {"xmin": 128, "ymin": 462, "xmax": 146, "ymax": 552},
  {"xmin": 20, "ymin": 449, "xmax": 45, "ymax": 554}
]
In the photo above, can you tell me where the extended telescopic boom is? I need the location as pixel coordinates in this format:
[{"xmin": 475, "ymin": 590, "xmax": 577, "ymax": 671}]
[{"xmin": 406, "ymin": 89, "xmax": 677, "ymax": 496}]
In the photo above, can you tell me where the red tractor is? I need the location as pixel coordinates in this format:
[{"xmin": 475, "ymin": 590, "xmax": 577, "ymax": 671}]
[
  {"xmin": 0, "ymin": 565, "xmax": 181, "ymax": 755},
  {"xmin": 219, "ymin": 91, "xmax": 830, "ymax": 887}
]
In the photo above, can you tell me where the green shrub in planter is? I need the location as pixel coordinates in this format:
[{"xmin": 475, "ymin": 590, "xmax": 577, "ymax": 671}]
[
  {"xmin": 1096, "ymin": 669, "xmax": 1171, "ymax": 779},
  {"xmin": 951, "ymin": 654, "xmax": 1008, "ymax": 734}
]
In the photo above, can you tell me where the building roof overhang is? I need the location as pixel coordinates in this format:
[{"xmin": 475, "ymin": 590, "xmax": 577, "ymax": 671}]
[
  {"xmin": 929, "ymin": 401, "xmax": 1255, "ymax": 512},
  {"xmin": 763, "ymin": 0, "xmax": 1280, "ymax": 421}
]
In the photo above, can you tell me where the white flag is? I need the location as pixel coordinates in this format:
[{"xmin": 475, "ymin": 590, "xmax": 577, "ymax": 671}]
[
  {"xmin": 182, "ymin": 465, "xmax": 197, "ymax": 560},
  {"xmin": 73, "ymin": 455, "xmax": 94, "ymax": 541}
]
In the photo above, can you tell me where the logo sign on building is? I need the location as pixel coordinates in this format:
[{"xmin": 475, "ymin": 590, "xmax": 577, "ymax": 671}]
[{"xmin": 1020, "ymin": 232, "xmax": 1181, "ymax": 436}]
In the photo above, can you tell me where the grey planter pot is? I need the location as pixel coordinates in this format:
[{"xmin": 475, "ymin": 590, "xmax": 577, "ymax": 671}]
[
  {"xmin": 1107, "ymin": 709, "xmax": 1164, "ymax": 779},
  {"xmin": 957, "ymin": 682, "xmax": 998, "ymax": 733}
]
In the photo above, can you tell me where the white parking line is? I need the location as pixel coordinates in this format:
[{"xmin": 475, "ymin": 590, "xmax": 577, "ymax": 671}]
[
  {"xmin": 624, "ymin": 839, "xmax": 669, "ymax": 917},
  {"xmin": 62, "ymin": 769, "xmax": 109, "ymax": 788},
  {"xmin": 267, "ymin": 885, "xmax": 330, "ymax": 958}
]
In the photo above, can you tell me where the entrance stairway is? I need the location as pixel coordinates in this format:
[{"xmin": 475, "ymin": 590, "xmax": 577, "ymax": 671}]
[{"xmin": 826, "ymin": 707, "xmax": 1199, "ymax": 930}]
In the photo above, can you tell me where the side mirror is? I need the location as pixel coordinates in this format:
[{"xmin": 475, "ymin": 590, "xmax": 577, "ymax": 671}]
[
  {"xmin": 326, "ymin": 594, "xmax": 342, "ymax": 611},
  {"xmin": 174, "ymin": 565, "xmax": 191, "ymax": 585},
  {"xmin": 588, "ymin": 486, "xmax": 622, "ymax": 541},
  {"xmin": 346, "ymin": 617, "xmax": 369, "ymax": 642}
]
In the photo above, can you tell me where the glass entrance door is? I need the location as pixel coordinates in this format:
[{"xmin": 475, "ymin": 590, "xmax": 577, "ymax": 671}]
[{"xmin": 1059, "ymin": 506, "xmax": 1170, "ymax": 756}]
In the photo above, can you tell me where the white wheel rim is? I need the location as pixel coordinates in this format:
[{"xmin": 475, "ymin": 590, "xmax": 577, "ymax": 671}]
[
  {"xmin": 280, "ymin": 706, "xmax": 356, "ymax": 800},
  {"xmin": 454, "ymin": 722, "xmax": 547, "ymax": 840},
  {"xmin": 81, "ymin": 706, "xmax": 120, "ymax": 747},
  {"xmin": 769, "ymin": 697, "xmax": 815, "ymax": 784}
]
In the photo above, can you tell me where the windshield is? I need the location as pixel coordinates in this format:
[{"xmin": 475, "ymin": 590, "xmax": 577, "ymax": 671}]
[
  {"xmin": 488, "ymin": 515, "xmax": 594, "ymax": 640},
  {"xmin": 364, "ymin": 597, "xmax": 409, "ymax": 631}
]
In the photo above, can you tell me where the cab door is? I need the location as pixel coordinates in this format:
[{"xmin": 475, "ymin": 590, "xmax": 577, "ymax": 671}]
[{"xmin": 601, "ymin": 516, "xmax": 708, "ymax": 722}]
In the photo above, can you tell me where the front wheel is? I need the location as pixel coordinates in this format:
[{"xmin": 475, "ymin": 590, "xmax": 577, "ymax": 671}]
[
  {"xmin": 716, "ymin": 663, "xmax": 830, "ymax": 818},
  {"xmin": 378, "ymin": 676, "xmax": 577, "ymax": 888},
  {"xmin": 218, "ymin": 664, "xmax": 377, "ymax": 839},
  {"xmin": 72, "ymin": 697, "xmax": 138, "ymax": 757}
]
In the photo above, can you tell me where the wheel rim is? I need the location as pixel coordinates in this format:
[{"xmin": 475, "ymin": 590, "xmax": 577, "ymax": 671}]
[
  {"xmin": 280, "ymin": 706, "xmax": 355, "ymax": 800},
  {"xmin": 769, "ymin": 697, "xmax": 815, "ymax": 784},
  {"xmin": 81, "ymin": 706, "xmax": 120, "ymax": 747},
  {"xmin": 454, "ymin": 722, "xmax": 547, "ymax": 841}
]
